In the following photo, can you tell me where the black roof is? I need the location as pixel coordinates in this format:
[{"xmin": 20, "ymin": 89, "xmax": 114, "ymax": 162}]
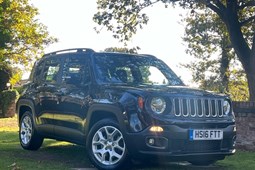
[
  {"xmin": 43, "ymin": 48, "xmax": 157, "ymax": 59},
  {"xmin": 43, "ymin": 48, "xmax": 95, "ymax": 57}
]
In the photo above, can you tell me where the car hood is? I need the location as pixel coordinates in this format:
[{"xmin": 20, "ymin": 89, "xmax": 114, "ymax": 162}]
[{"xmin": 103, "ymin": 84, "xmax": 225, "ymax": 98}]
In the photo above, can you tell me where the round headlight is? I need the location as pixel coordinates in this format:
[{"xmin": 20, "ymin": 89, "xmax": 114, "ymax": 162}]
[
  {"xmin": 151, "ymin": 97, "xmax": 166, "ymax": 114},
  {"xmin": 223, "ymin": 100, "xmax": 231, "ymax": 115}
]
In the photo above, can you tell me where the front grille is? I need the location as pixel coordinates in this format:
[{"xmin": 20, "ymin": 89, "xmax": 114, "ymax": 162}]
[
  {"xmin": 172, "ymin": 98, "xmax": 224, "ymax": 118},
  {"xmin": 171, "ymin": 140, "xmax": 221, "ymax": 153}
]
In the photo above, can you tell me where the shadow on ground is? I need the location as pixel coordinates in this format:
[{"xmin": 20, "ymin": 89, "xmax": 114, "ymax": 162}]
[
  {"xmin": 0, "ymin": 132, "xmax": 228, "ymax": 170},
  {"xmin": 22, "ymin": 142, "xmax": 229, "ymax": 170}
]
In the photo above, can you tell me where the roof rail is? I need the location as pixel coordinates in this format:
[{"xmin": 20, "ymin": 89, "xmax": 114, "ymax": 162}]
[
  {"xmin": 43, "ymin": 48, "xmax": 95, "ymax": 57},
  {"xmin": 140, "ymin": 54, "xmax": 157, "ymax": 58}
]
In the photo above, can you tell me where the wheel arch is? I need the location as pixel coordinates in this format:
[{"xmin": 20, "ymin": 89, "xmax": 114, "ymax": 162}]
[
  {"xmin": 85, "ymin": 103, "xmax": 128, "ymax": 137},
  {"xmin": 17, "ymin": 99, "xmax": 36, "ymax": 126}
]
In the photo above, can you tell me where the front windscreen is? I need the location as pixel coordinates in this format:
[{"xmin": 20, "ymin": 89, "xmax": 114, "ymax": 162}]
[{"xmin": 93, "ymin": 53, "xmax": 184, "ymax": 86}]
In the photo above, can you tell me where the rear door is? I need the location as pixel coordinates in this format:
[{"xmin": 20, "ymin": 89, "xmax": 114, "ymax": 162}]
[{"xmin": 35, "ymin": 57, "xmax": 62, "ymax": 136}]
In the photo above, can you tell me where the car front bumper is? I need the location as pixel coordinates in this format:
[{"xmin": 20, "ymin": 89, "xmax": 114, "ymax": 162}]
[{"xmin": 125, "ymin": 123, "xmax": 236, "ymax": 161}]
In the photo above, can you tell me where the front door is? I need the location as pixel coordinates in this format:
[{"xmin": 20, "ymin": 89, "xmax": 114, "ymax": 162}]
[{"xmin": 53, "ymin": 55, "xmax": 91, "ymax": 143}]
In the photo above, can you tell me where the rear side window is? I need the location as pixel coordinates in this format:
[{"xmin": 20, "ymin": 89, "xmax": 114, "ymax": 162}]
[
  {"xmin": 42, "ymin": 58, "xmax": 61, "ymax": 83},
  {"xmin": 62, "ymin": 56, "xmax": 90, "ymax": 86},
  {"xmin": 31, "ymin": 61, "xmax": 44, "ymax": 82}
]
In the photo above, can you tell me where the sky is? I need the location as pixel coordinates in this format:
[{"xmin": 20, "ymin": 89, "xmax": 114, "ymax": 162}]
[{"xmin": 30, "ymin": 0, "xmax": 193, "ymax": 85}]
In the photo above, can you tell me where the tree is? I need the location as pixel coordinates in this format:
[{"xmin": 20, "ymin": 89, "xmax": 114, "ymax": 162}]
[
  {"xmin": 228, "ymin": 69, "xmax": 249, "ymax": 101},
  {"xmin": 182, "ymin": 9, "xmax": 230, "ymax": 91},
  {"xmin": 0, "ymin": 0, "xmax": 56, "ymax": 88},
  {"xmin": 0, "ymin": 63, "xmax": 12, "ymax": 91},
  {"xmin": 94, "ymin": 0, "xmax": 255, "ymax": 101},
  {"xmin": 104, "ymin": 47, "xmax": 139, "ymax": 53},
  {"xmin": 9, "ymin": 67, "xmax": 22, "ymax": 86},
  {"xmin": 182, "ymin": 8, "xmax": 249, "ymax": 101}
]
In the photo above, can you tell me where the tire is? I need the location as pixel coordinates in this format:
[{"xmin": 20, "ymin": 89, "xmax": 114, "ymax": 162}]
[
  {"xmin": 86, "ymin": 119, "xmax": 129, "ymax": 170},
  {"xmin": 189, "ymin": 159, "xmax": 216, "ymax": 166},
  {"xmin": 19, "ymin": 111, "xmax": 44, "ymax": 150}
]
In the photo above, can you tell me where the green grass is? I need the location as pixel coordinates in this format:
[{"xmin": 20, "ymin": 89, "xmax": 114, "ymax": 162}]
[
  {"xmin": 0, "ymin": 131, "xmax": 93, "ymax": 170},
  {"xmin": 0, "ymin": 116, "xmax": 93, "ymax": 170},
  {"xmin": 1, "ymin": 117, "xmax": 255, "ymax": 170},
  {"xmin": 217, "ymin": 151, "xmax": 255, "ymax": 169}
]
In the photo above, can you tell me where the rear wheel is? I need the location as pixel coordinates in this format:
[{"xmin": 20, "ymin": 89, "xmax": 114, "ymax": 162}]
[
  {"xmin": 86, "ymin": 119, "xmax": 129, "ymax": 170},
  {"xmin": 19, "ymin": 111, "xmax": 43, "ymax": 150}
]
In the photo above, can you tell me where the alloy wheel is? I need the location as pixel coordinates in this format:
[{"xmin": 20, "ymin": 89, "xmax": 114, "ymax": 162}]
[
  {"xmin": 92, "ymin": 125, "xmax": 126, "ymax": 165},
  {"xmin": 20, "ymin": 115, "xmax": 32, "ymax": 145}
]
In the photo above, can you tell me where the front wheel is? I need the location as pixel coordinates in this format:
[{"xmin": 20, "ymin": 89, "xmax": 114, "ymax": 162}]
[
  {"xmin": 19, "ymin": 111, "xmax": 43, "ymax": 150},
  {"xmin": 86, "ymin": 119, "xmax": 129, "ymax": 170}
]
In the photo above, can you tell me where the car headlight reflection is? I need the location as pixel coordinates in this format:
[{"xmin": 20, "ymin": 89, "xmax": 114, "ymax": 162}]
[{"xmin": 151, "ymin": 97, "xmax": 166, "ymax": 114}]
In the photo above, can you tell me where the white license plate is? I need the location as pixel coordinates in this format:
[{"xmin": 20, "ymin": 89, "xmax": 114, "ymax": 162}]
[{"xmin": 189, "ymin": 129, "xmax": 223, "ymax": 140}]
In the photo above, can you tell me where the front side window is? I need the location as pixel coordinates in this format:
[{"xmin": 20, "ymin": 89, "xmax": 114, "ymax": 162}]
[
  {"xmin": 139, "ymin": 66, "xmax": 168, "ymax": 85},
  {"xmin": 93, "ymin": 54, "xmax": 183, "ymax": 86}
]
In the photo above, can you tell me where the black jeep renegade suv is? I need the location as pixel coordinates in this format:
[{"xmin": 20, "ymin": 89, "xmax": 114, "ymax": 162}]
[{"xmin": 17, "ymin": 48, "xmax": 236, "ymax": 169}]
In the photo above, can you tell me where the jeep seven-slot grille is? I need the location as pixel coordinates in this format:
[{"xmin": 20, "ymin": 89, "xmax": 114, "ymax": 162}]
[{"xmin": 172, "ymin": 98, "xmax": 224, "ymax": 118}]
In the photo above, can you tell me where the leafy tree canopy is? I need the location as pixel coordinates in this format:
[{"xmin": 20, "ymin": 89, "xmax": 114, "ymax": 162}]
[
  {"xmin": 104, "ymin": 47, "xmax": 139, "ymax": 53},
  {"xmin": 0, "ymin": 0, "xmax": 56, "ymax": 67},
  {"xmin": 94, "ymin": 0, "xmax": 255, "ymax": 101},
  {"xmin": 0, "ymin": 0, "xmax": 56, "ymax": 89},
  {"xmin": 0, "ymin": 62, "xmax": 12, "ymax": 91},
  {"xmin": 182, "ymin": 8, "xmax": 249, "ymax": 101}
]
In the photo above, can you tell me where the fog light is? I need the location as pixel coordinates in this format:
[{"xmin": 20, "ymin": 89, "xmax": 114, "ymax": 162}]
[
  {"xmin": 149, "ymin": 126, "xmax": 163, "ymax": 132},
  {"xmin": 146, "ymin": 137, "xmax": 168, "ymax": 149},
  {"xmin": 148, "ymin": 138, "xmax": 155, "ymax": 145}
]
